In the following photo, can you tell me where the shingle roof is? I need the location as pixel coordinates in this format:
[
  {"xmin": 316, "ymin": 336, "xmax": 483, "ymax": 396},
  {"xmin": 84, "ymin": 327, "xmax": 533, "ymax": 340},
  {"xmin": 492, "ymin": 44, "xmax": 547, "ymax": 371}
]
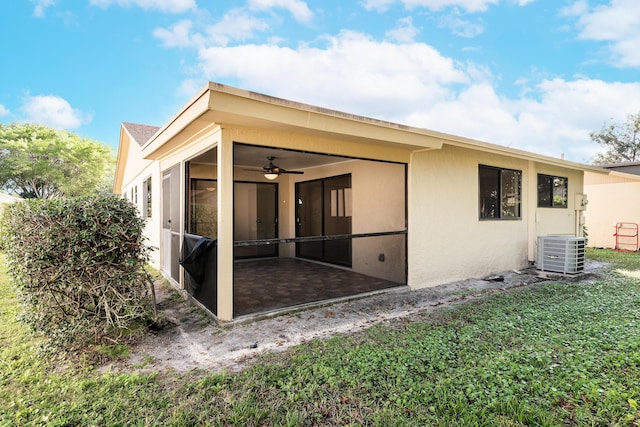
[
  {"xmin": 599, "ymin": 161, "xmax": 640, "ymax": 168},
  {"xmin": 122, "ymin": 122, "xmax": 161, "ymax": 146}
]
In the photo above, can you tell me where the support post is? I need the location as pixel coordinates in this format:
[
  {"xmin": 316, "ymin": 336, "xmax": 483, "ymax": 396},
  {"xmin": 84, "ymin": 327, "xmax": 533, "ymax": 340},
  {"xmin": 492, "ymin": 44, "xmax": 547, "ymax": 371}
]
[
  {"xmin": 217, "ymin": 136, "xmax": 234, "ymax": 321},
  {"xmin": 527, "ymin": 161, "xmax": 537, "ymax": 263}
]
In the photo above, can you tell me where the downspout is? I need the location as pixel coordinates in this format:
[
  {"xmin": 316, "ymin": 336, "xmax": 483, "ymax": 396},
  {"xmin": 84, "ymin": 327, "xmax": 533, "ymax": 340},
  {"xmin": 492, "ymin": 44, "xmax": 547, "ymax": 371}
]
[{"xmin": 574, "ymin": 193, "xmax": 587, "ymax": 237}]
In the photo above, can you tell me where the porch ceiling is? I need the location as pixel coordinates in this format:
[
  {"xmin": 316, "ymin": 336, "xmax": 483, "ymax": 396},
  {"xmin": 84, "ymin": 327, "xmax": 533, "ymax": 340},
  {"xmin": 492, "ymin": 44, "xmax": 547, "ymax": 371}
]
[
  {"xmin": 190, "ymin": 144, "xmax": 350, "ymax": 171},
  {"xmin": 233, "ymin": 144, "xmax": 350, "ymax": 170}
]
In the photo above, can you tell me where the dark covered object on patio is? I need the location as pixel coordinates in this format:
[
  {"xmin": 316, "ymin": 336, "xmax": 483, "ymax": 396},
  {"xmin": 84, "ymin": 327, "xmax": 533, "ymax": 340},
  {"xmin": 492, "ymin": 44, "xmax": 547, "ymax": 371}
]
[{"xmin": 180, "ymin": 233, "xmax": 217, "ymax": 314}]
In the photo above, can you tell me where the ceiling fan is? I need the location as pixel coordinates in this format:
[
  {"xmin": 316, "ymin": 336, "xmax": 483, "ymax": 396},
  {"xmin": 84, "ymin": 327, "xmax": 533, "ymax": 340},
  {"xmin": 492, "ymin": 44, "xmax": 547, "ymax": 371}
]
[{"xmin": 260, "ymin": 156, "xmax": 304, "ymax": 180}]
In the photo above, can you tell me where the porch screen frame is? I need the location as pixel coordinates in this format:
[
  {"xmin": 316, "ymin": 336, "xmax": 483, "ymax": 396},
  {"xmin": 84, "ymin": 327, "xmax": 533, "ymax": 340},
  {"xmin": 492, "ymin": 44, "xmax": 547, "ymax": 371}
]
[{"xmin": 188, "ymin": 178, "xmax": 218, "ymax": 239}]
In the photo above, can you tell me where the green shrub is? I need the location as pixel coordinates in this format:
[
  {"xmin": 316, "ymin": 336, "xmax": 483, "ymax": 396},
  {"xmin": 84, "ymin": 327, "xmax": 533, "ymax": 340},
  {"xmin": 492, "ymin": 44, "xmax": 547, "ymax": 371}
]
[{"xmin": 0, "ymin": 195, "xmax": 154, "ymax": 351}]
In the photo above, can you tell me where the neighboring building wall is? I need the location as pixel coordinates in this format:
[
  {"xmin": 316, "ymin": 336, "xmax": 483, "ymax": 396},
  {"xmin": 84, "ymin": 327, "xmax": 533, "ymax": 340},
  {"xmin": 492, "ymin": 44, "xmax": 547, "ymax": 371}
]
[
  {"xmin": 602, "ymin": 164, "xmax": 640, "ymax": 175},
  {"xmin": 584, "ymin": 172, "xmax": 640, "ymax": 249}
]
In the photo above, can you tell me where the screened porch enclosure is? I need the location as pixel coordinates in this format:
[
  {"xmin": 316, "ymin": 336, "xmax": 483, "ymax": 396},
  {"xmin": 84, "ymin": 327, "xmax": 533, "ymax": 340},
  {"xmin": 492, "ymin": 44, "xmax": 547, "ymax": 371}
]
[{"xmin": 179, "ymin": 144, "xmax": 407, "ymax": 318}]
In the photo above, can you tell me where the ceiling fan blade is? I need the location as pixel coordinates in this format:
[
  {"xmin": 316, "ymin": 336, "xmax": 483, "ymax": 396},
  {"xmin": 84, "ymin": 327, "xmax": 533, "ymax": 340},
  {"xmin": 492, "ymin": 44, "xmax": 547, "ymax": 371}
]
[{"xmin": 257, "ymin": 156, "xmax": 304, "ymax": 176}]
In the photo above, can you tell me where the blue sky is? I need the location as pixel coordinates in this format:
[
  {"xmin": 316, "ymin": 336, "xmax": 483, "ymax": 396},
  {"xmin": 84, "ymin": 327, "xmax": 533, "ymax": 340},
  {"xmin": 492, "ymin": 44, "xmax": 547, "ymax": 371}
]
[{"xmin": 1, "ymin": 0, "xmax": 639, "ymax": 162}]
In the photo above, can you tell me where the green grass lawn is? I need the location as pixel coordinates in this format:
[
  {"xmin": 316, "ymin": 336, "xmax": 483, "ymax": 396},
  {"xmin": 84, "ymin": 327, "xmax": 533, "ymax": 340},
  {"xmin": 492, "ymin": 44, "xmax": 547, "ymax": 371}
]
[{"xmin": 2, "ymin": 249, "xmax": 640, "ymax": 426}]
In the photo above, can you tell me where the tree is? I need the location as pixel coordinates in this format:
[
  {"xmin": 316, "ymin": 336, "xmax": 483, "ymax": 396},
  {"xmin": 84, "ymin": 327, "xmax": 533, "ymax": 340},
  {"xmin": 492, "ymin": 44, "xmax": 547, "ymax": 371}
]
[
  {"xmin": 591, "ymin": 112, "xmax": 640, "ymax": 165},
  {"xmin": 0, "ymin": 122, "xmax": 115, "ymax": 199}
]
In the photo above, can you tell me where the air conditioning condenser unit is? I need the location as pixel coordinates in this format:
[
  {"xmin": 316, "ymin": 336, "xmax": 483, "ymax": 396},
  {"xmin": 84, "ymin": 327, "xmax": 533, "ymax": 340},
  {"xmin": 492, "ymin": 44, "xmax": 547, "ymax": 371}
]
[{"xmin": 537, "ymin": 236, "xmax": 585, "ymax": 274}]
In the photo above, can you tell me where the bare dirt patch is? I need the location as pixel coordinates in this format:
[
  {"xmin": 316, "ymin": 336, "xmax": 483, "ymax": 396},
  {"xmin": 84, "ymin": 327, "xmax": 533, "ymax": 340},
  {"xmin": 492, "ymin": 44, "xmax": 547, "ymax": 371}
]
[{"xmin": 107, "ymin": 262, "xmax": 606, "ymax": 374}]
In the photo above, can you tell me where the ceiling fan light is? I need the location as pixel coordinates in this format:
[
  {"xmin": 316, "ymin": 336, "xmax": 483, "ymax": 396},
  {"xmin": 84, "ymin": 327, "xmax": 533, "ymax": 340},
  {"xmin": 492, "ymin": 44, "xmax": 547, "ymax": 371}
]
[{"xmin": 264, "ymin": 173, "xmax": 279, "ymax": 180}]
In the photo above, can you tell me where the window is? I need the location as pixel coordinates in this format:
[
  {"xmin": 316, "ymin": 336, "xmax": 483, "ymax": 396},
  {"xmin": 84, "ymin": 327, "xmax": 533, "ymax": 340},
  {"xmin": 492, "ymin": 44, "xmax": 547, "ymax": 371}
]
[
  {"xmin": 538, "ymin": 174, "xmax": 568, "ymax": 208},
  {"xmin": 330, "ymin": 188, "xmax": 352, "ymax": 217},
  {"xmin": 143, "ymin": 177, "xmax": 152, "ymax": 218},
  {"xmin": 189, "ymin": 179, "xmax": 217, "ymax": 238},
  {"xmin": 131, "ymin": 185, "xmax": 138, "ymax": 205},
  {"xmin": 479, "ymin": 165, "xmax": 522, "ymax": 220}
]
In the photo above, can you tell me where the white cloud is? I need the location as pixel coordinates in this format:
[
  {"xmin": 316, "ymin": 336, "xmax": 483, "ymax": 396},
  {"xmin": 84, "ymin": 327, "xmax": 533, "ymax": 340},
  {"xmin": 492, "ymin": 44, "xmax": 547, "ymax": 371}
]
[
  {"xmin": 248, "ymin": 0, "xmax": 313, "ymax": 23},
  {"xmin": 176, "ymin": 78, "xmax": 205, "ymax": 97},
  {"xmin": 385, "ymin": 16, "xmax": 420, "ymax": 42},
  {"xmin": 438, "ymin": 9, "xmax": 485, "ymax": 37},
  {"xmin": 20, "ymin": 95, "xmax": 92, "ymax": 130},
  {"xmin": 559, "ymin": 0, "xmax": 588, "ymax": 17},
  {"xmin": 189, "ymin": 30, "xmax": 640, "ymax": 162},
  {"xmin": 205, "ymin": 9, "xmax": 270, "ymax": 46},
  {"xmin": 153, "ymin": 20, "xmax": 201, "ymax": 47},
  {"xmin": 364, "ymin": 0, "xmax": 532, "ymax": 12},
  {"xmin": 31, "ymin": 0, "xmax": 56, "ymax": 17},
  {"xmin": 89, "ymin": 0, "xmax": 196, "ymax": 13},
  {"xmin": 609, "ymin": 34, "xmax": 640, "ymax": 67},
  {"xmin": 0, "ymin": 105, "xmax": 9, "ymax": 117},
  {"xmin": 154, "ymin": 10, "xmax": 270, "ymax": 48},
  {"xmin": 514, "ymin": 79, "xmax": 640, "ymax": 160},
  {"xmin": 571, "ymin": 0, "xmax": 640, "ymax": 67},
  {"xmin": 401, "ymin": 78, "xmax": 640, "ymax": 162},
  {"xmin": 404, "ymin": 83, "xmax": 519, "ymax": 144},
  {"xmin": 155, "ymin": 12, "xmax": 640, "ymax": 163},
  {"xmin": 400, "ymin": 0, "xmax": 500, "ymax": 13},
  {"xmin": 194, "ymin": 30, "xmax": 469, "ymax": 119},
  {"xmin": 575, "ymin": 0, "xmax": 640, "ymax": 41},
  {"xmin": 361, "ymin": 0, "xmax": 396, "ymax": 12}
]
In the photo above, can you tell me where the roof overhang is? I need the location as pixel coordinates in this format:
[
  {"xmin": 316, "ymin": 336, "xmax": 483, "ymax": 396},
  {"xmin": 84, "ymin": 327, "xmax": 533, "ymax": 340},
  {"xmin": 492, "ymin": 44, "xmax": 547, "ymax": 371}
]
[
  {"xmin": 442, "ymin": 136, "xmax": 609, "ymax": 174},
  {"xmin": 142, "ymin": 82, "xmax": 445, "ymax": 160},
  {"xmin": 139, "ymin": 81, "xmax": 610, "ymax": 175}
]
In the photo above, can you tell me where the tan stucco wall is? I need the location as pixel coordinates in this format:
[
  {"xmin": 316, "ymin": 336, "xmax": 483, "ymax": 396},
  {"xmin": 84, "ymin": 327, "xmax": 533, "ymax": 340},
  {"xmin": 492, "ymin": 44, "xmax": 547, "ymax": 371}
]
[
  {"xmin": 119, "ymin": 138, "xmax": 162, "ymax": 269},
  {"xmin": 121, "ymin": 162, "xmax": 161, "ymax": 269},
  {"xmin": 119, "ymin": 139, "xmax": 153, "ymax": 194},
  {"xmin": 407, "ymin": 145, "xmax": 583, "ymax": 289},
  {"xmin": 535, "ymin": 164, "xmax": 585, "ymax": 238},
  {"xmin": 585, "ymin": 173, "xmax": 640, "ymax": 249}
]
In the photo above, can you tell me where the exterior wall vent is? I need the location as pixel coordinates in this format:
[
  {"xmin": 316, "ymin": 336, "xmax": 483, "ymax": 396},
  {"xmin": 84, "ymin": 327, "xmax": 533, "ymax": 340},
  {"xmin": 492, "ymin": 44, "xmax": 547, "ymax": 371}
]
[{"xmin": 537, "ymin": 236, "xmax": 585, "ymax": 274}]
